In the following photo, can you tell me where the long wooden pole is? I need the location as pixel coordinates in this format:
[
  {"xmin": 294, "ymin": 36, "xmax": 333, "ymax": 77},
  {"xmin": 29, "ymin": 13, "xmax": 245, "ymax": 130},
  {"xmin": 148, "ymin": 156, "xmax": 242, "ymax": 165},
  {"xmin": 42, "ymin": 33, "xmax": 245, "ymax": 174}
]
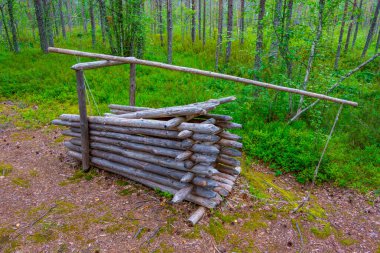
[
  {"xmin": 75, "ymin": 70, "xmax": 90, "ymax": 171},
  {"xmin": 48, "ymin": 47, "xmax": 358, "ymax": 107},
  {"xmin": 129, "ymin": 63, "xmax": 136, "ymax": 106}
]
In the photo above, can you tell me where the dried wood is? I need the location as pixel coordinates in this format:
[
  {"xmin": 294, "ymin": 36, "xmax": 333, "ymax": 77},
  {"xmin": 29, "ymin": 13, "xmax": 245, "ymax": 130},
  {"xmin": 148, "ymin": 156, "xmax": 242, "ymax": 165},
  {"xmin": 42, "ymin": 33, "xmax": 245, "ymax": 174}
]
[
  {"xmin": 180, "ymin": 172, "xmax": 194, "ymax": 183},
  {"xmin": 220, "ymin": 147, "xmax": 242, "ymax": 157},
  {"xmin": 175, "ymin": 151, "xmax": 193, "ymax": 161},
  {"xmin": 217, "ymin": 154, "xmax": 241, "ymax": 167},
  {"xmin": 177, "ymin": 130, "xmax": 193, "ymax": 138},
  {"xmin": 188, "ymin": 207, "xmax": 206, "ymax": 225},
  {"xmin": 218, "ymin": 131, "xmax": 241, "ymax": 140},
  {"xmin": 191, "ymin": 153, "xmax": 217, "ymax": 163},
  {"xmin": 171, "ymin": 186, "xmax": 193, "ymax": 203},
  {"xmin": 216, "ymin": 122, "xmax": 242, "ymax": 129},
  {"xmin": 218, "ymin": 139, "xmax": 243, "ymax": 149},
  {"xmin": 49, "ymin": 47, "xmax": 358, "ymax": 106}
]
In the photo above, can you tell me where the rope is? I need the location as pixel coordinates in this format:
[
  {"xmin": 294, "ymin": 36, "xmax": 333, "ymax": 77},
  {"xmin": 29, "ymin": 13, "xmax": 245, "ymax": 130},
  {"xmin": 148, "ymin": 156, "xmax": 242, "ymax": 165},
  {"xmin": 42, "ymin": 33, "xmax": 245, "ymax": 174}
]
[
  {"xmin": 292, "ymin": 103, "xmax": 344, "ymax": 213},
  {"xmin": 83, "ymin": 74, "xmax": 101, "ymax": 116}
]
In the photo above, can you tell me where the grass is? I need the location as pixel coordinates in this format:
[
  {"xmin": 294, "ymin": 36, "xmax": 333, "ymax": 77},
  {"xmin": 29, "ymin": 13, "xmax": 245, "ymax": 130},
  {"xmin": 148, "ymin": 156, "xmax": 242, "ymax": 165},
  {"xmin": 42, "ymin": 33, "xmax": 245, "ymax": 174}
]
[{"xmin": 0, "ymin": 25, "xmax": 379, "ymax": 193}]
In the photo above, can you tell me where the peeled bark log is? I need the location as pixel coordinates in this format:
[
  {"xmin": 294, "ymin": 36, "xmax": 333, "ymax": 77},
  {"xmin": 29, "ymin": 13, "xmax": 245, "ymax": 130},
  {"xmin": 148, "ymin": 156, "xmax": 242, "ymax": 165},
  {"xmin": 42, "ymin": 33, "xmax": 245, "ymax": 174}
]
[
  {"xmin": 217, "ymin": 154, "xmax": 241, "ymax": 167},
  {"xmin": 176, "ymin": 151, "xmax": 193, "ymax": 161},
  {"xmin": 188, "ymin": 207, "xmax": 206, "ymax": 225},
  {"xmin": 215, "ymin": 122, "xmax": 242, "ymax": 129},
  {"xmin": 172, "ymin": 185, "xmax": 193, "ymax": 203},
  {"xmin": 180, "ymin": 172, "xmax": 194, "ymax": 182},
  {"xmin": 192, "ymin": 133, "xmax": 220, "ymax": 143},
  {"xmin": 216, "ymin": 164, "xmax": 241, "ymax": 175},
  {"xmin": 218, "ymin": 131, "xmax": 241, "ymax": 140},
  {"xmin": 218, "ymin": 139, "xmax": 243, "ymax": 149},
  {"xmin": 220, "ymin": 147, "xmax": 242, "ymax": 157}
]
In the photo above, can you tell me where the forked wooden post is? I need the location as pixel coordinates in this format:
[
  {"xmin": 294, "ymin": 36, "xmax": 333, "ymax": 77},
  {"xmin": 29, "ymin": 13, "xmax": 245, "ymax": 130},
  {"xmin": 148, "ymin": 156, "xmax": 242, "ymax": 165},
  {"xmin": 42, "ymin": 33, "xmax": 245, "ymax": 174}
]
[
  {"xmin": 130, "ymin": 63, "xmax": 136, "ymax": 106},
  {"xmin": 75, "ymin": 70, "xmax": 90, "ymax": 171}
]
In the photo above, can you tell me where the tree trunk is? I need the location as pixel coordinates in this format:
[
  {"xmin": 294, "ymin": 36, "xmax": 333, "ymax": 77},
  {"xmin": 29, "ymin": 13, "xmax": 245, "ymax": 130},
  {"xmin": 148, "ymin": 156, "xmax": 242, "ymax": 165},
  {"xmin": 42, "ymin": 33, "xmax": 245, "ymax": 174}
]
[
  {"xmin": 215, "ymin": 0, "xmax": 223, "ymax": 69},
  {"xmin": 82, "ymin": 0, "xmax": 87, "ymax": 33},
  {"xmin": 58, "ymin": 0, "xmax": 66, "ymax": 39},
  {"xmin": 352, "ymin": 0, "xmax": 363, "ymax": 48},
  {"xmin": 225, "ymin": 0, "xmax": 233, "ymax": 64},
  {"xmin": 7, "ymin": 0, "xmax": 19, "ymax": 52},
  {"xmin": 44, "ymin": 0, "xmax": 55, "ymax": 46},
  {"xmin": 344, "ymin": 0, "xmax": 357, "ymax": 53},
  {"xmin": 253, "ymin": 0, "xmax": 266, "ymax": 77},
  {"xmin": 283, "ymin": 0, "xmax": 293, "ymax": 78},
  {"xmin": 66, "ymin": 0, "xmax": 72, "ymax": 33},
  {"xmin": 167, "ymin": 0, "xmax": 173, "ymax": 63},
  {"xmin": 203, "ymin": 0, "xmax": 206, "ymax": 46},
  {"xmin": 191, "ymin": 0, "xmax": 196, "ymax": 43},
  {"xmin": 334, "ymin": 0, "xmax": 349, "ymax": 70},
  {"xmin": 98, "ymin": 0, "xmax": 105, "ymax": 43},
  {"xmin": 269, "ymin": 0, "xmax": 282, "ymax": 59},
  {"xmin": 361, "ymin": 0, "xmax": 380, "ymax": 58},
  {"xmin": 297, "ymin": 0, "xmax": 325, "ymax": 112},
  {"xmin": 158, "ymin": 0, "xmax": 163, "ymax": 46},
  {"xmin": 376, "ymin": 24, "xmax": 380, "ymax": 52},
  {"xmin": 198, "ymin": 0, "xmax": 201, "ymax": 40},
  {"xmin": 34, "ymin": 0, "xmax": 48, "ymax": 52},
  {"xmin": 0, "ymin": 4, "xmax": 13, "ymax": 51},
  {"xmin": 89, "ymin": 0, "xmax": 96, "ymax": 48},
  {"xmin": 239, "ymin": 0, "xmax": 244, "ymax": 45},
  {"xmin": 99, "ymin": 0, "xmax": 114, "ymax": 52}
]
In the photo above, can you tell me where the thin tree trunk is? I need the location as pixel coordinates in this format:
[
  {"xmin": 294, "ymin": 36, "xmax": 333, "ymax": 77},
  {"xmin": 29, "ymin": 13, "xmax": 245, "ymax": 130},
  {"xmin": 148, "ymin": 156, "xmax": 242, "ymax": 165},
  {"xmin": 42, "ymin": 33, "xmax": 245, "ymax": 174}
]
[
  {"xmin": 270, "ymin": 0, "xmax": 282, "ymax": 59},
  {"xmin": 34, "ymin": 0, "xmax": 48, "ymax": 52},
  {"xmin": 58, "ymin": 0, "xmax": 66, "ymax": 39},
  {"xmin": 89, "ymin": 0, "xmax": 96, "ymax": 48},
  {"xmin": 344, "ymin": 0, "xmax": 357, "ymax": 53},
  {"xmin": 98, "ymin": 0, "xmax": 105, "ymax": 43},
  {"xmin": 352, "ymin": 0, "xmax": 363, "ymax": 48},
  {"xmin": 253, "ymin": 0, "xmax": 266, "ymax": 77},
  {"xmin": 297, "ymin": 0, "xmax": 325, "ymax": 112},
  {"xmin": 66, "ymin": 0, "xmax": 72, "ymax": 33},
  {"xmin": 361, "ymin": 0, "xmax": 380, "ymax": 58},
  {"xmin": 198, "ymin": 0, "xmax": 201, "ymax": 40},
  {"xmin": 167, "ymin": 0, "xmax": 173, "ymax": 63},
  {"xmin": 283, "ymin": 0, "xmax": 293, "ymax": 78},
  {"xmin": 376, "ymin": 24, "xmax": 380, "ymax": 52},
  {"xmin": 239, "ymin": 0, "xmax": 244, "ymax": 45},
  {"xmin": 215, "ymin": 0, "xmax": 223, "ymax": 69},
  {"xmin": 0, "ymin": 4, "xmax": 13, "ymax": 51},
  {"xmin": 82, "ymin": 0, "xmax": 87, "ymax": 33},
  {"xmin": 191, "ymin": 0, "xmax": 196, "ymax": 43},
  {"xmin": 99, "ymin": 0, "xmax": 114, "ymax": 52},
  {"xmin": 7, "ymin": 0, "xmax": 19, "ymax": 52},
  {"xmin": 158, "ymin": 0, "xmax": 163, "ymax": 46},
  {"xmin": 225, "ymin": 0, "xmax": 233, "ymax": 64},
  {"xmin": 203, "ymin": 0, "xmax": 206, "ymax": 46},
  {"xmin": 334, "ymin": 0, "xmax": 349, "ymax": 70}
]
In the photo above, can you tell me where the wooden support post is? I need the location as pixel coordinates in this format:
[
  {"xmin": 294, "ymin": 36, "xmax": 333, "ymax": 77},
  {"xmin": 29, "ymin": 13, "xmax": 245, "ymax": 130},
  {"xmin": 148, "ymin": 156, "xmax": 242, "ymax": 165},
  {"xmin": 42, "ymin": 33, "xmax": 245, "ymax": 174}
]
[
  {"xmin": 75, "ymin": 70, "xmax": 90, "ymax": 171},
  {"xmin": 130, "ymin": 63, "xmax": 136, "ymax": 106}
]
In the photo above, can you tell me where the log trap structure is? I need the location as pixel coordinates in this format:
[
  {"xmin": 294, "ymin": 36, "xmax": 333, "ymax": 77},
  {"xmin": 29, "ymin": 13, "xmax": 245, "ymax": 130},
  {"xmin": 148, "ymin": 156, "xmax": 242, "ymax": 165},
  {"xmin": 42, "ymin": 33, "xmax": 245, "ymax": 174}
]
[{"xmin": 48, "ymin": 47, "xmax": 358, "ymax": 225}]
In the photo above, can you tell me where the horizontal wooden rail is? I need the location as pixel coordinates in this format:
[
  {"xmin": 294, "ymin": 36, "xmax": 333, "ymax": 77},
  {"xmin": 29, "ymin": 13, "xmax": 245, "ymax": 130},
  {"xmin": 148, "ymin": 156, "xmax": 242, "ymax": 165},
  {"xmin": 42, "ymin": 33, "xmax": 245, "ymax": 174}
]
[{"xmin": 48, "ymin": 47, "xmax": 358, "ymax": 107}]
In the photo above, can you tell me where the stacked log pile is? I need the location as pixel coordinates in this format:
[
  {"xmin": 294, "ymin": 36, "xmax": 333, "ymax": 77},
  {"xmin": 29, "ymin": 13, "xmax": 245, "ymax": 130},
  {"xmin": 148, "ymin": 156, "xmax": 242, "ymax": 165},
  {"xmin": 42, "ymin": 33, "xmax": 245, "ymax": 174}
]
[{"xmin": 53, "ymin": 96, "xmax": 242, "ymax": 224}]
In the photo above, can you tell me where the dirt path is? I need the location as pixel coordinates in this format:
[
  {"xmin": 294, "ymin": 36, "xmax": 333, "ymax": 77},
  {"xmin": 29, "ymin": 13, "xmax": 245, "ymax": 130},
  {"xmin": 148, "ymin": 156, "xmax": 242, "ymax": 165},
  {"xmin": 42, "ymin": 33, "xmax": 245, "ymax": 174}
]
[{"xmin": 0, "ymin": 125, "xmax": 379, "ymax": 252}]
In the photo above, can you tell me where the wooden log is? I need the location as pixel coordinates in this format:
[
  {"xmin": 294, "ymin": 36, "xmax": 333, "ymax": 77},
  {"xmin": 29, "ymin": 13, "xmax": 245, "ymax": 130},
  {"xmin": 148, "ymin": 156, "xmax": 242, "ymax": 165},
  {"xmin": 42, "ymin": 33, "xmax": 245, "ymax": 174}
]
[
  {"xmin": 191, "ymin": 164, "xmax": 219, "ymax": 176},
  {"xmin": 218, "ymin": 139, "xmax": 243, "ymax": 149},
  {"xmin": 165, "ymin": 117, "xmax": 186, "ymax": 128},
  {"xmin": 171, "ymin": 185, "xmax": 193, "ymax": 203},
  {"xmin": 180, "ymin": 172, "xmax": 194, "ymax": 183},
  {"xmin": 192, "ymin": 133, "xmax": 220, "ymax": 143},
  {"xmin": 75, "ymin": 135, "xmax": 184, "ymax": 158},
  {"xmin": 129, "ymin": 63, "xmax": 136, "ymax": 106},
  {"xmin": 193, "ymin": 186, "xmax": 218, "ymax": 199},
  {"xmin": 191, "ymin": 144, "xmax": 219, "ymax": 155},
  {"xmin": 88, "ymin": 130, "xmax": 193, "ymax": 150},
  {"xmin": 191, "ymin": 177, "xmax": 219, "ymax": 188},
  {"xmin": 216, "ymin": 181, "xmax": 233, "ymax": 192},
  {"xmin": 214, "ymin": 187, "xmax": 229, "ymax": 197},
  {"xmin": 216, "ymin": 122, "xmax": 242, "ymax": 129},
  {"xmin": 211, "ymin": 175, "xmax": 234, "ymax": 185},
  {"xmin": 52, "ymin": 119, "xmax": 80, "ymax": 128},
  {"xmin": 217, "ymin": 154, "xmax": 241, "ymax": 167},
  {"xmin": 188, "ymin": 207, "xmax": 206, "ymax": 226},
  {"xmin": 198, "ymin": 113, "xmax": 233, "ymax": 121},
  {"xmin": 175, "ymin": 151, "xmax": 193, "ymax": 161},
  {"xmin": 115, "ymin": 106, "xmax": 208, "ymax": 119},
  {"xmin": 220, "ymin": 147, "xmax": 242, "ymax": 157},
  {"xmin": 88, "ymin": 123, "xmax": 181, "ymax": 139},
  {"xmin": 62, "ymin": 130, "xmax": 81, "ymax": 138},
  {"xmin": 191, "ymin": 153, "xmax": 217, "ymax": 163},
  {"xmin": 75, "ymin": 70, "xmax": 90, "ymax": 171},
  {"xmin": 215, "ymin": 172, "xmax": 237, "ymax": 182},
  {"xmin": 50, "ymin": 47, "xmax": 358, "ymax": 107},
  {"xmin": 216, "ymin": 164, "xmax": 241, "ymax": 176},
  {"xmin": 218, "ymin": 131, "xmax": 241, "ymax": 140},
  {"xmin": 109, "ymin": 104, "xmax": 151, "ymax": 112},
  {"xmin": 177, "ymin": 130, "xmax": 193, "ymax": 138},
  {"xmin": 60, "ymin": 114, "xmax": 220, "ymax": 134}
]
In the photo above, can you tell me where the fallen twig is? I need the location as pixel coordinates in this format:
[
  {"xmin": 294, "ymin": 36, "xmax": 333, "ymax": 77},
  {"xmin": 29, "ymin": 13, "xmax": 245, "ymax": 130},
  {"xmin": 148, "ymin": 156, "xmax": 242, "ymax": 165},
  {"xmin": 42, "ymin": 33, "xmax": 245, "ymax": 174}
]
[{"xmin": 296, "ymin": 222, "xmax": 304, "ymax": 253}]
